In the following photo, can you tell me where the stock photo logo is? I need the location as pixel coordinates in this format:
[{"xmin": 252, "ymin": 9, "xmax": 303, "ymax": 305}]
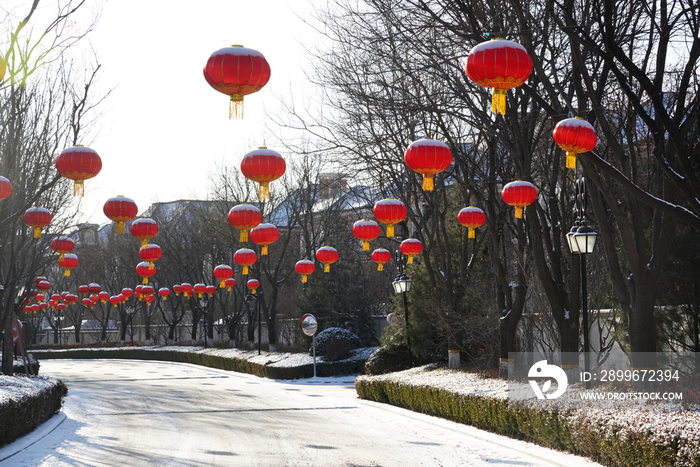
[{"xmin": 528, "ymin": 360, "xmax": 568, "ymax": 399}]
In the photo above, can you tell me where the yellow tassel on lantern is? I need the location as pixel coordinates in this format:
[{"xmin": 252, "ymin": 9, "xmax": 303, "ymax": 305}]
[
  {"xmin": 227, "ymin": 286, "xmax": 232, "ymax": 292},
  {"xmin": 362, "ymin": 241, "xmax": 369, "ymax": 251},
  {"xmin": 386, "ymin": 224, "xmax": 395, "ymax": 237},
  {"xmin": 229, "ymin": 95, "xmax": 244, "ymax": 120},
  {"xmin": 141, "ymin": 239, "xmax": 148, "ymax": 248},
  {"xmin": 197, "ymin": 292, "xmax": 202, "ymax": 298},
  {"xmin": 422, "ymin": 174, "xmax": 434, "ymax": 191},
  {"xmin": 566, "ymin": 152, "xmax": 576, "ymax": 169},
  {"xmin": 468, "ymin": 228, "xmax": 475, "ymax": 239},
  {"xmin": 219, "ymin": 281, "xmax": 225, "ymax": 288},
  {"xmin": 116, "ymin": 222, "xmax": 126, "ymax": 234},
  {"xmin": 407, "ymin": 255, "xmax": 414, "ymax": 264},
  {"xmin": 251, "ymin": 288, "xmax": 257, "ymax": 294},
  {"xmin": 162, "ymin": 296, "xmax": 167, "ymax": 301},
  {"xmin": 324, "ymin": 264, "xmax": 330, "ymax": 273},
  {"xmin": 262, "ymin": 245, "xmax": 268, "ymax": 256},
  {"xmin": 377, "ymin": 264, "xmax": 384, "ymax": 272},
  {"xmin": 243, "ymin": 266, "xmax": 249, "ymax": 275},
  {"xmin": 492, "ymin": 89, "xmax": 507, "ymax": 115},
  {"xmin": 33, "ymin": 228, "xmax": 41, "ymax": 238},
  {"xmin": 63, "ymin": 269, "xmax": 71, "ymax": 277},
  {"xmin": 302, "ymin": 275, "xmax": 308, "ymax": 283},
  {"xmin": 73, "ymin": 180, "xmax": 85, "ymax": 197},
  {"xmin": 515, "ymin": 207, "xmax": 524, "ymax": 219},
  {"xmin": 240, "ymin": 230, "xmax": 248, "ymax": 243},
  {"xmin": 258, "ymin": 183, "xmax": 270, "ymax": 201},
  {"xmin": 142, "ymin": 277, "xmax": 148, "ymax": 284},
  {"xmin": 146, "ymin": 302, "xmax": 152, "ymax": 307}
]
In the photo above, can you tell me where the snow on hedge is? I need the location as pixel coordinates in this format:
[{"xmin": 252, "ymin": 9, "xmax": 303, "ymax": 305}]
[{"xmin": 0, "ymin": 375, "xmax": 60, "ymax": 408}]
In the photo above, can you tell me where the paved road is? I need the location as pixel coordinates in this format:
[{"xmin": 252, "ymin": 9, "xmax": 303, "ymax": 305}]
[{"xmin": 1, "ymin": 359, "xmax": 602, "ymax": 466}]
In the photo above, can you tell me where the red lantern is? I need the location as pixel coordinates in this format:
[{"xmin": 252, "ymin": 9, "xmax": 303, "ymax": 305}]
[
  {"xmin": 373, "ymin": 198, "xmax": 407, "ymax": 237},
  {"xmin": 193, "ymin": 283, "xmax": 206, "ymax": 298},
  {"xmin": 224, "ymin": 278, "xmax": 237, "ymax": 292},
  {"xmin": 213, "ymin": 264, "xmax": 234, "ymax": 288},
  {"xmin": 501, "ymin": 180, "xmax": 537, "ymax": 219},
  {"xmin": 57, "ymin": 302, "xmax": 67, "ymax": 311},
  {"xmin": 109, "ymin": 295, "xmax": 121, "ymax": 307},
  {"xmin": 139, "ymin": 244, "xmax": 162, "ymax": 267},
  {"xmin": 82, "ymin": 298, "xmax": 94, "ymax": 308},
  {"xmin": 228, "ymin": 204, "xmax": 262, "ymax": 243},
  {"xmin": 141, "ymin": 285, "xmax": 155, "ymax": 296},
  {"xmin": 159, "ymin": 287, "xmax": 170, "ymax": 300},
  {"xmin": 295, "ymin": 259, "xmax": 315, "ymax": 283},
  {"xmin": 49, "ymin": 300, "xmax": 57, "ymax": 310},
  {"xmin": 136, "ymin": 261, "xmax": 156, "ymax": 284},
  {"xmin": 371, "ymin": 248, "xmax": 392, "ymax": 271},
  {"xmin": 64, "ymin": 294, "xmax": 79, "ymax": 305},
  {"xmin": 205, "ymin": 285, "xmax": 216, "ymax": 297},
  {"xmin": 24, "ymin": 207, "xmax": 52, "ymax": 238},
  {"xmin": 249, "ymin": 223, "xmax": 279, "ymax": 256},
  {"xmin": 180, "ymin": 283, "xmax": 193, "ymax": 297},
  {"xmin": 352, "ymin": 219, "xmax": 381, "ymax": 251},
  {"xmin": 400, "ymin": 238, "xmax": 423, "ymax": 264},
  {"xmin": 104, "ymin": 196, "xmax": 138, "ymax": 234},
  {"xmin": 51, "ymin": 294, "xmax": 60, "ymax": 302},
  {"xmin": 35, "ymin": 294, "xmax": 45, "ymax": 303},
  {"xmin": 172, "ymin": 284, "xmax": 182, "ymax": 296},
  {"xmin": 78, "ymin": 285, "xmax": 89, "ymax": 296},
  {"xmin": 404, "ymin": 138, "xmax": 453, "ymax": 191},
  {"xmin": 0, "ymin": 176, "xmax": 12, "ymax": 200},
  {"xmin": 203, "ymin": 45, "xmax": 271, "ymax": 119},
  {"xmin": 552, "ymin": 117, "xmax": 598, "ymax": 169},
  {"xmin": 143, "ymin": 294, "xmax": 155, "ymax": 306},
  {"xmin": 131, "ymin": 218, "xmax": 159, "ymax": 247},
  {"xmin": 315, "ymin": 246, "xmax": 339, "ymax": 273},
  {"xmin": 88, "ymin": 283, "xmax": 102, "ymax": 296},
  {"xmin": 234, "ymin": 248, "xmax": 257, "ymax": 275},
  {"xmin": 458, "ymin": 207, "xmax": 486, "ymax": 239},
  {"xmin": 241, "ymin": 147, "xmax": 286, "ymax": 200},
  {"xmin": 39, "ymin": 302, "xmax": 48, "ymax": 310},
  {"xmin": 51, "ymin": 236, "xmax": 75, "ymax": 260},
  {"xmin": 246, "ymin": 279, "xmax": 260, "ymax": 294},
  {"xmin": 98, "ymin": 291, "xmax": 110, "ymax": 303},
  {"xmin": 465, "ymin": 39, "xmax": 533, "ymax": 115},
  {"xmin": 37, "ymin": 280, "xmax": 51, "ymax": 292},
  {"xmin": 58, "ymin": 253, "xmax": 79, "ymax": 276},
  {"xmin": 121, "ymin": 288, "xmax": 134, "ymax": 298},
  {"xmin": 55, "ymin": 145, "xmax": 102, "ymax": 196}
]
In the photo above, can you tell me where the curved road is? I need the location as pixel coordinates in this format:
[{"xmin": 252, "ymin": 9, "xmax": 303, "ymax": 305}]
[{"xmin": 1, "ymin": 359, "xmax": 602, "ymax": 466}]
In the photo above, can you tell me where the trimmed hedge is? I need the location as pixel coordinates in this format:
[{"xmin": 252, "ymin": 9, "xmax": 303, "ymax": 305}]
[
  {"xmin": 34, "ymin": 348, "xmax": 367, "ymax": 379},
  {"xmin": 0, "ymin": 378, "xmax": 67, "ymax": 447},
  {"xmin": 355, "ymin": 377, "xmax": 700, "ymax": 467}
]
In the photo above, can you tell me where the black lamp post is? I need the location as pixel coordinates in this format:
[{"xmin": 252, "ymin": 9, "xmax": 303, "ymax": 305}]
[
  {"xmin": 200, "ymin": 294, "xmax": 209, "ymax": 348},
  {"xmin": 126, "ymin": 304, "xmax": 136, "ymax": 346},
  {"xmin": 392, "ymin": 249, "xmax": 413, "ymax": 366},
  {"xmin": 245, "ymin": 292, "xmax": 254, "ymax": 350},
  {"xmin": 567, "ymin": 178, "xmax": 597, "ymax": 389}
]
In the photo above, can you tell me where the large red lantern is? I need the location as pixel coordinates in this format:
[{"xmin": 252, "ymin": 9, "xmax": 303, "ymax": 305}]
[
  {"xmin": 458, "ymin": 207, "xmax": 486, "ymax": 239},
  {"xmin": 234, "ymin": 248, "xmax": 257, "ymax": 275},
  {"xmin": 36, "ymin": 280, "xmax": 51, "ymax": 293},
  {"xmin": 400, "ymin": 238, "xmax": 423, "ymax": 264},
  {"xmin": 295, "ymin": 259, "xmax": 315, "ymax": 283},
  {"xmin": 51, "ymin": 236, "xmax": 75, "ymax": 260},
  {"xmin": 159, "ymin": 287, "xmax": 170, "ymax": 300},
  {"xmin": 104, "ymin": 196, "xmax": 138, "ymax": 234},
  {"xmin": 136, "ymin": 261, "xmax": 156, "ymax": 284},
  {"xmin": 404, "ymin": 138, "xmax": 453, "ymax": 191},
  {"xmin": 371, "ymin": 248, "xmax": 392, "ymax": 272},
  {"xmin": 228, "ymin": 204, "xmax": 262, "ymax": 242},
  {"xmin": 139, "ymin": 244, "xmax": 162, "ymax": 267},
  {"xmin": 241, "ymin": 147, "xmax": 286, "ymax": 200},
  {"xmin": 0, "ymin": 176, "xmax": 11, "ymax": 200},
  {"xmin": 352, "ymin": 219, "xmax": 381, "ymax": 251},
  {"xmin": 24, "ymin": 207, "xmax": 52, "ymax": 238},
  {"xmin": 249, "ymin": 223, "xmax": 279, "ymax": 256},
  {"xmin": 203, "ymin": 45, "xmax": 271, "ymax": 119},
  {"xmin": 58, "ymin": 253, "xmax": 79, "ymax": 276},
  {"xmin": 246, "ymin": 279, "xmax": 260, "ymax": 294},
  {"xmin": 373, "ymin": 198, "xmax": 407, "ymax": 237},
  {"xmin": 552, "ymin": 117, "xmax": 598, "ymax": 169},
  {"xmin": 213, "ymin": 264, "xmax": 234, "ymax": 288},
  {"xmin": 224, "ymin": 278, "xmax": 237, "ymax": 292},
  {"xmin": 55, "ymin": 145, "xmax": 102, "ymax": 196},
  {"xmin": 130, "ymin": 218, "xmax": 159, "ymax": 247},
  {"xmin": 465, "ymin": 39, "xmax": 533, "ymax": 115},
  {"xmin": 501, "ymin": 180, "xmax": 537, "ymax": 219},
  {"xmin": 315, "ymin": 246, "xmax": 339, "ymax": 273}
]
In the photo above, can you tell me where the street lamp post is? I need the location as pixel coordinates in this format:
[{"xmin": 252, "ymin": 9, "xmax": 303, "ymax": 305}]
[
  {"xmin": 245, "ymin": 292, "xmax": 254, "ymax": 350},
  {"xmin": 567, "ymin": 178, "xmax": 597, "ymax": 389},
  {"xmin": 126, "ymin": 304, "xmax": 136, "ymax": 346},
  {"xmin": 200, "ymin": 294, "xmax": 209, "ymax": 348},
  {"xmin": 392, "ymin": 249, "xmax": 413, "ymax": 366}
]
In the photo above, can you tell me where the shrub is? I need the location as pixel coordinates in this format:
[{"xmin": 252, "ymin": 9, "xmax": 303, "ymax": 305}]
[
  {"xmin": 312, "ymin": 327, "xmax": 361, "ymax": 360},
  {"xmin": 364, "ymin": 344, "xmax": 412, "ymax": 375}
]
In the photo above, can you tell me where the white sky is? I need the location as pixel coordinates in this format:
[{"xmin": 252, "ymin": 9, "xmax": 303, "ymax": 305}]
[{"xmin": 24, "ymin": 0, "xmax": 324, "ymax": 224}]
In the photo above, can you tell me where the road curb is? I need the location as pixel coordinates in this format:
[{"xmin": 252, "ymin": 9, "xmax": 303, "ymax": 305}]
[{"xmin": 0, "ymin": 412, "xmax": 67, "ymax": 464}]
